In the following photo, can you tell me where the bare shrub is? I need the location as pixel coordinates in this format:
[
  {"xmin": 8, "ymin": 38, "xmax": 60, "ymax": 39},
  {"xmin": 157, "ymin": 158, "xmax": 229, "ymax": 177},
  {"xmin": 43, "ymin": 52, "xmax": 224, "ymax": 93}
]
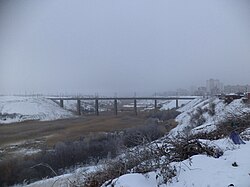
[
  {"xmin": 189, "ymin": 106, "xmax": 206, "ymax": 127},
  {"xmin": 190, "ymin": 112, "xmax": 250, "ymax": 141},
  {"xmin": 0, "ymin": 113, "xmax": 22, "ymax": 122},
  {"xmin": 208, "ymin": 102, "xmax": 216, "ymax": 116},
  {"xmin": 122, "ymin": 123, "xmax": 165, "ymax": 147},
  {"xmin": 0, "ymin": 157, "xmax": 41, "ymax": 186},
  {"xmin": 196, "ymin": 106, "xmax": 203, "ymax": 116},
  {"xmin": 83, "ymin": 143, "xmax": 172, "ymax": 187},
  {"xmin": 217, "ymin": 112, "xmax": 250, "ymax": 137},
  {"xmin": 146, "ymin": 110, "xmax": 181, "ymax": 121},
  {"xmin": 0, "ymin": 133, "xmax": 123, "ymax": 186},
  {"xmin": 164, "ymin": 119, "xmax": 178, "ymax": 131},
  {"xmin": 163, "ymin": 135, "xmax": 223, "ymax": 161}
]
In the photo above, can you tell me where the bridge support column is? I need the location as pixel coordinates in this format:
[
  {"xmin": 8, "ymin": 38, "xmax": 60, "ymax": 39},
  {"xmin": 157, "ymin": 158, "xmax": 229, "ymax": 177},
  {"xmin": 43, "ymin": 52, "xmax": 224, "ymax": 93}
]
[
  {"xmin": 114, "ymin": 99, "xmax": 118, "ymax": 116},
  {"xmin": 154, "ymin": 99, "xmax": 157, "ymax": 111},
  {"xmin": 95, "ymin": 99, "xmax": 99, "ymax": 116},
  {"xmin": 176, "ymin": 99, "xmax": 179, "ymax": 108},
  {"xmin": 134, "ymin": 99, "xmax": 137, "ymax": 115},
  {"xmin": 77, "ymin": 99, "xmax": 81, "ymax": 115},
  {"xmin": 59, "ymin": 99, "xmax": 64, "ymax": 108}
]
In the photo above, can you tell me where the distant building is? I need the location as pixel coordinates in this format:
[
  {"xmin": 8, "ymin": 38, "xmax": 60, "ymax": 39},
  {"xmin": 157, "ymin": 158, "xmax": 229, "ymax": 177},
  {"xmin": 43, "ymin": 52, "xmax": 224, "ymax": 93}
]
[
  {"xmin": 176, "ymin": 88, "xmax": 190, "ymax": 96},
  {"xmin": 194, "ymin": 86, "xmax": 207, "ymax": 96},
  {"xmin": 189, "ymin": 86, "xmax": 197, "ymax": 96},
  {"xmin": 224, "ymin": 85, "xmax": 250, "ymax": 94},
  {"xmin": 206, "ymin": 79, "xmax": 223, "ymax": 95}
]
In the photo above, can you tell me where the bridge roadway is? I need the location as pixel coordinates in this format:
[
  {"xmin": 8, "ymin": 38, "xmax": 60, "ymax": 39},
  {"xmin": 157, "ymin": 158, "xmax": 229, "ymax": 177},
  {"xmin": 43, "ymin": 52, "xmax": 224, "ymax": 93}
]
[{"xmin": 48, "ymin": 96, "xmax": 197, "ymax": 116}]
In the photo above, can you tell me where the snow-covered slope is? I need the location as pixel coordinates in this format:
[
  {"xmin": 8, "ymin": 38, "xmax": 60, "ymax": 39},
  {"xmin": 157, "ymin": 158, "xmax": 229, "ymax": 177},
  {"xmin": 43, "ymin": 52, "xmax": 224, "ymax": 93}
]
[
  {"xmin": 160, "ymin": 99, "xmax": 193, "ymax": 110},
  {"xmin": 104, "ymin": 139, "xmax": 250, "ymax": 187},
  {"xmin": 0, "ymin": 96, "xmax": 74, "ymax": 124},
  {"xmin": 165, "ymin": 141, "xmax": 250, "ymax": 187},
  {"xmin": 21, "ymin": 165, "xmax": 97, "ymax": 187},
  {"xmin": 170, "ymin": 98, "xmax": 250, "ymax": 136}
]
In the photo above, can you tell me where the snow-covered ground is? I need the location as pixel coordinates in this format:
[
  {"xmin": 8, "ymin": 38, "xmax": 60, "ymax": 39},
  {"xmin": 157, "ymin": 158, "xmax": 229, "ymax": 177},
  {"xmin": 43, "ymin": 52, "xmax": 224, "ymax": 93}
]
[
  {"xmin": 105, "ymin": 139, "xmax": 250, "ymax": 187},
  {"xmin": 0, "ymin": 96, "xmax": 74, "ymax": 124},
  {"xmin": 16, "ymin": 165, "xmax": 99, "ymax": 187}
]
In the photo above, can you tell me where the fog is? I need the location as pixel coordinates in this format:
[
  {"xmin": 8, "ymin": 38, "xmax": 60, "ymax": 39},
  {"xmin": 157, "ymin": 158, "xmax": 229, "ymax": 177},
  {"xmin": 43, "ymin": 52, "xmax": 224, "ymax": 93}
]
[{"xmin": 0, "ymin": 0, "xmax": 250, "ymax": 96}]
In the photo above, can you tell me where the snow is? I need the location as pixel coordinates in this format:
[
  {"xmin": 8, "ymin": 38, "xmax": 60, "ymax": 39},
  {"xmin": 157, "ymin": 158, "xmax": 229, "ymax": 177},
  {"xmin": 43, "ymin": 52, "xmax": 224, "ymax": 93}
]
[
  {"xmin": 0, "ymin": 96, "xmax": 74, "ymax": 124},
  {"xmin": 21, "ymin": 165, "xmax": 99, "ymax": 187},
  {"xmin": 241, "ymin": 128, "xmax": 250, "ymax": 140},
  {"xmin": 169, "ymin": 98, "xmax": 250, "ymax": 137},
  {"xmin": 177, "ymin": 98, "xmax": 204, "ymax": 113},
  {"xmin": 166, "ymin": 141, "xmax": 250, "ymax": 187},
  {"xmin": 102, "ymin": 172, "xmax": 158, "ymax": 187},
  {"xmin": 122, "ymin": 98, "xmax": 199, "ymax": 111},
  {"xmin": 160, "ymin": 99, "xmax": 193, "ymax": 110},
  {"xmin": 16, "ymin": 148, "xmax": 41, "ymax": 156},
  {"xmin": 169, "ymin": 98, "xmax": 208, "ymax": 136},
  {"xmin": 103, "ymin": 139, "xmax": 250, "ymax": 187}
]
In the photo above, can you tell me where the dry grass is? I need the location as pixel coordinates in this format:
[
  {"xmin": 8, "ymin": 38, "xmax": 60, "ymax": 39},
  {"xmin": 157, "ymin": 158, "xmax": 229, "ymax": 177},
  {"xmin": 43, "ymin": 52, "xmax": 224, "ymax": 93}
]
[{"xmin": 0, "ymin": 114, "xmax": 147, "ymax": 148}]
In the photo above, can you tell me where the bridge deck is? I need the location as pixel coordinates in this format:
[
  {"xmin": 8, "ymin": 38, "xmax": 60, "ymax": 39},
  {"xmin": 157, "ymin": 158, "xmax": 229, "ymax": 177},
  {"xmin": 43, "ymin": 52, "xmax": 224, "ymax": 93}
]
[{"xmin": 48, "ymin": 97, "xmax": 197, "ymax": 101}]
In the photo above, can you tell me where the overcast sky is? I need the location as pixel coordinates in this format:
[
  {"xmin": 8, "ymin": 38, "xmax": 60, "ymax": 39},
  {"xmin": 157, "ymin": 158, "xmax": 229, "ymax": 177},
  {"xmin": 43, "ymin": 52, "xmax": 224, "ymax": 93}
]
[{"xmin": 0, "ymin": 0, "xmax": 250, "ymax": 96}]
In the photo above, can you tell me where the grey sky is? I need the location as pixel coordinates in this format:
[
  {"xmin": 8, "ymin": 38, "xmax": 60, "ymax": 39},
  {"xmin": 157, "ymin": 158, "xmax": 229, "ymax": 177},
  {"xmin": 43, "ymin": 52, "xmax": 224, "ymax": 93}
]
[{"xmin": 0, "ymin": 0, "xmax": 250, "ymax": 96}]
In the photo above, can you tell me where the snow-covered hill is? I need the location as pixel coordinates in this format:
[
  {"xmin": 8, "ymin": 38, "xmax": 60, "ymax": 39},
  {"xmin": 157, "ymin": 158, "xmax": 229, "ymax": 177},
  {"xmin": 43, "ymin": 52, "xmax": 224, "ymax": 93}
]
[
  {"xmin": 171, "ymin": 98, "xmax": 250, "ymax": 136},
  {"xmin": 0, "ymin": 96, "xmax": 74, "ymax": 124}
]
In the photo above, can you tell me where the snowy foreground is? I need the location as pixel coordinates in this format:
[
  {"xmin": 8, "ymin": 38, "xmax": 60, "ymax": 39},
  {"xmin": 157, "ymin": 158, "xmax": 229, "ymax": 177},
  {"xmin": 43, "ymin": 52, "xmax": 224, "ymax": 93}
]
[
  {"xmin": 23, "ymin": 138, "xmax": 250, "ymax": 187},
  {"xmin": 14, "ymin": 97, "xmax": 250, "ymax": 186},
  {"xmin": 104, "ymin": 139, "xmax": 250, "ymax": 187},
  {"xmin": 0, "ymin": 96, "xmax": 74, "ymax": 124}
]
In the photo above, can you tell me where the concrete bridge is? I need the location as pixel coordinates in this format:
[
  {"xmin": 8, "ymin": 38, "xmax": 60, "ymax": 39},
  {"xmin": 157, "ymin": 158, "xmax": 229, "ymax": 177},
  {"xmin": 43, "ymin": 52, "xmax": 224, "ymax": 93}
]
[{"xmin": 48, "ymin": 97, "xmax": 196, "ymax": 116}]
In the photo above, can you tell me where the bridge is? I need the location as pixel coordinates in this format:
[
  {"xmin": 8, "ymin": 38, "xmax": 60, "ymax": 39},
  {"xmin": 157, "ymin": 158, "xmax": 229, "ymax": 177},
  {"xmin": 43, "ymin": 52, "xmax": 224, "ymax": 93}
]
[{"xmin": 48, "ymin": 97, "xmax": 197, "ymax": 116}]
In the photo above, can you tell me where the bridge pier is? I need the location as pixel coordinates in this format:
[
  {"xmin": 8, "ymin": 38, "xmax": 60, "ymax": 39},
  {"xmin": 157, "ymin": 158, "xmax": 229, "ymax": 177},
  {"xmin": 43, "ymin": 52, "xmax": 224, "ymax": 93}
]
[
  {"xmin": 154, "ymin": 99, "xmax": 157, "ymax": 111},
  {"xmin": 59, "ymin": 99, "xmax": 64, "ymax": 108},
  {"xmin": 134, "ymin": 99, "xmax": 137, "ymax": 115},
  {"xmin": 176, "ymin": 99, "xmax": 179, "ymax": 108},
  {"xmin": 77, "ymin": 99, "xmax": 81, "ymax": 115},
  {"xmin": 114, "ymin": 99, "xmax": 118, "ymax": 116},
  {"xmin": 95, "ymin": 99, "xmax": 99, "ymax": 116}
]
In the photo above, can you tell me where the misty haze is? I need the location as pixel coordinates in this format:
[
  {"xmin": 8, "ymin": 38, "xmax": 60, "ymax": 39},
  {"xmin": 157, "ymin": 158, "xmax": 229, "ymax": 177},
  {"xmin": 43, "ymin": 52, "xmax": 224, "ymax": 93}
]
[
  {"xmin": 1, "ymin": 0, "xmax": 250, "ymax": 96},
  {"xmin": 0, "ymin": 1, "xmax": 250, "ymax": 187}
]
